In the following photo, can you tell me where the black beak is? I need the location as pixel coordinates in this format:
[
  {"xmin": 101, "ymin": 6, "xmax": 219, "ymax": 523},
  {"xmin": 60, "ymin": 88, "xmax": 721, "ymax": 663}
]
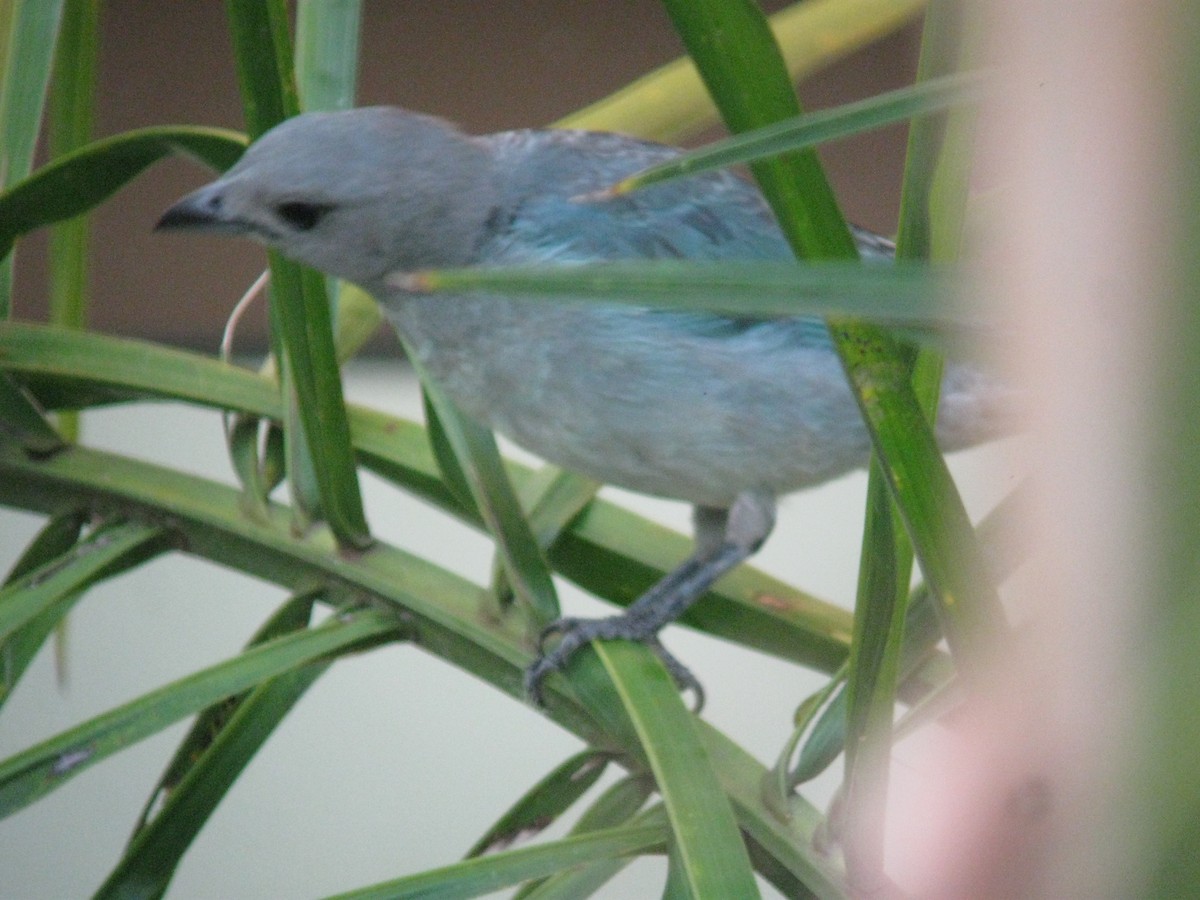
[{"xmin": 156, "ymin": 185, "xmax": 245, "ymax": 234}]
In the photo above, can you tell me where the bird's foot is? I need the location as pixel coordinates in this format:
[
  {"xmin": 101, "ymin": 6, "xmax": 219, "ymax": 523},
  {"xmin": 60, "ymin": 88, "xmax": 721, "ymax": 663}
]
[{"xmin": 524, "ymin": 615, "xmax": 704, "ymax": 711}]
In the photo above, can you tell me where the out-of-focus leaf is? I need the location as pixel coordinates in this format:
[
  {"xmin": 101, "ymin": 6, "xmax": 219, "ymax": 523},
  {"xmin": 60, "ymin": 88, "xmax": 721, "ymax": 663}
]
[
  {"xmin": 0, "ymin": 608, "xmax": 400, "ymax": 818},
  {"xmin": 96, "ymin": 593, "xmax": 330, "ymax": 900},
  {"xmin": 467, "ymin": 750, "xmax": 610, "ymax": 857},
  {"xmin": 605, "ymin": 71, "xmax": 986, "ymax": 197},
  {"xmin": 328, "ymin": 824, "xmax": 666, "ymax": 900},
  {"xmin": 0, "ymin": 520, "xmax": 165, "ymax": 644},
  {"xmin": 0, "ymin": 126, "xmax": 246, "ymax": 260}
]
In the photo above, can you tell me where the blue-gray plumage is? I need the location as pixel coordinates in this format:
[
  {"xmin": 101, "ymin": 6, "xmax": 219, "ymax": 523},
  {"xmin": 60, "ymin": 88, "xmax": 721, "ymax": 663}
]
[{"xmin": 157, "ymin": 107, "xmax": 1007, "ymax": 705}]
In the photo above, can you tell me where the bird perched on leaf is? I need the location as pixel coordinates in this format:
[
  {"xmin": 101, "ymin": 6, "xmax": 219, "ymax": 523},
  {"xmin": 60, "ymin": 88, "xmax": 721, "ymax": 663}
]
[{"xmin": 158, "ymin": 107, "xmax": 1007, "ymax": 706}]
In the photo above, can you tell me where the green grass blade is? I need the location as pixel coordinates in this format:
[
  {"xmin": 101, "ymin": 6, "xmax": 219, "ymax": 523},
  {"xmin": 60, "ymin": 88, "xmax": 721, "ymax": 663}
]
[
  {"xmin": 405, "ymin": 261, "xmax": 983, "ymax": 346},
  {"xmin": 841, "ymin": 460, "xmax": 906, "ymax": 885},
  {"xmin": 513, "ymin": 779, "xmax": 657, "ymax": 898},
  {"xmin": 606, "ymin": 72, "xmax": 986, "ymax": 196},
  {"xmin": 97, "ymin": 662, "xmax": 331, "ymax": 900},
  {"xmin": 223, "ymin": 0, "xmax": 299, "ymax": 139},
  {"xmin": 795, "ymin": 480, "xmax": 1031, "ymax": 786},
  {"xmin": 698, "ymin": 724, "xmax": 846, "ymax": 896},
  {"xmin": 0, "ymin": 125, "xmax": 247, "ymax": 260},
  {"xmin": 0, "ymin": 0, "xmax": 66, "ymax": 314},
  {"xmin": 467, "ymin": 750, "xmax": 610, "ymax": 857},
  {"xmin": 0, "ymin": 520, "xmax": 165, "ymax": 644},
  {"xmin": 125, "ymin": 592, "xmax": 319, "ymax": 838},
  {"xmin": 45, "ymin": 0, "xmax": 98, "ymax": 448},
  {"xmin": 0, "ymin": 323, "xmax": 853, "ymax": 670},
  {"xmin": 406, "ymin": 345, "xmax": 560, "ymax": 626},
  {"xmin": 294, "ymin": 0, "xmax": 364, "ymax": 366},
  {"xmin": 0, "ymin": 370, "xmax": 65, "ymax": 455},
  {"xmin": 225, "ymin": 0, "xmax": 371, "ymax": 549},
  {"xmin": 0, "ymin": 608, "xmax": 400, "ymax": 819},
  {"xmin": 44, "ymin": 0, "xmax": 95, "ymax": 675},
  {"xmin": 295, "ymin": 0, "xmax": 361, "ymax": 112},
  {"xmin": 562, "ymin": 0, "xmax": 926, "ymax": 143},
  {"xmin": 326, "ymin": 823, "xmax": 666, "ymax": 900},
  {"xmin": 588, "ymin": 641, "xmax": 760, "ymax": 899},
  {"xmin": 2, "ymin": 508, "xmax": 87, "ymax": 584},
  {"xmin": 0, "ymin": 508, "xmax": 87, "ymax": 707},
  {"xmin": 840, "ymin": 2, "xmax": 979, "ymax": 881},
  {"xmin": 660, "ymin": 0, "xmax": 856, "ymax": 260},
  {"xmin": 96, "ymin": 595, "xmax": 327, "ymax": 900},
  {"xmin": 492, "ymin": 466, "xmax": 600, "ymax": 608},
  {"xmin": 571, "ymin": 773, "xmax": 655, "ymax": 835},
  {"xmin": 830, "ymin": 332, "xmax": 1004, "ymax": 657}
]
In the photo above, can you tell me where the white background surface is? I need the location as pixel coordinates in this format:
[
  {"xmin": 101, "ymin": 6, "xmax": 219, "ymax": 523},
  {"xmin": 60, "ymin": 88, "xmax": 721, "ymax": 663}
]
[{"xmin": 0, "ymin": 361, "xmax": 1018, "ymax": 898}]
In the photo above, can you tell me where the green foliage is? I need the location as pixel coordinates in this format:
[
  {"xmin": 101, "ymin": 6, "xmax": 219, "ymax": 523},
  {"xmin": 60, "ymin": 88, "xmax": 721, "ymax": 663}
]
[{"xmin": 0, "ymin": 1, "xmax": 1023, "ymax": 896}]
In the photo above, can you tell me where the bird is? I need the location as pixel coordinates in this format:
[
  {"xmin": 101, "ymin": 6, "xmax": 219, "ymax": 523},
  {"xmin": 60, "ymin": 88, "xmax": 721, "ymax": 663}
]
[{"xmin": 157, "ymin": 106, "xmax": 1008, "ymax": 706}]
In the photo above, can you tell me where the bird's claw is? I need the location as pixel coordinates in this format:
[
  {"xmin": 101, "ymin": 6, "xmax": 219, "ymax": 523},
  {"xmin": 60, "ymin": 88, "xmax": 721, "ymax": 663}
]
[{"xmin": 524, "ymin": 616, "xmax": 705, "ymax": 712}]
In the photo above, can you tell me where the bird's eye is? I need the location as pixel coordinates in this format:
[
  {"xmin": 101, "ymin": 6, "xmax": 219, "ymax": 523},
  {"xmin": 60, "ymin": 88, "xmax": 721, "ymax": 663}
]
[{"xmin": 275, "ymin": 201, "xmax": 330, "ymax": 231}]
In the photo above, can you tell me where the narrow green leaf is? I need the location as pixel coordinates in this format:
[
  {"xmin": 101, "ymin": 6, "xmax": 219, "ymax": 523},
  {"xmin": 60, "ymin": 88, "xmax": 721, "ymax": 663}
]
[
  {"xmin": 765, "ymin": 663, "xmax": 845, "ymax": 815},
  {"xmin": 607, "ymin": 72, "xmax": 986, "ymax": 197},
  {"xmin": 406, "ymin": 344, "xmax": 560, "ymax": 626},
  {"xmin": 0, "ymin": 0, "xmax": 66, "ymax": 313},
  {"xmin": 841, "ymin": 460, "xmax": 907, "ymax": 885},
  {"xmin": 0, "ymin": 370, "xmax": 65, "ymax": 455},
  {"xmin": 0, "ymin": 520, "xmax": 165, "ymax": 644},
  {"xmin": 570, "ymin": 773, "xmax": 655, "ymax": 836},
  {"xmin": 420, "ymin": 385, "xmax": 477, "ymax": 515},
  {"xmin": 660, "ymin": 0, "xmax": 856, "ymax": 259},
  {"xmin": 698, "ymin": 725, "xmax": 846, "ymax": 896},
  {"xmin": 0, "ymin": 508, "xmax": 87, "ymax": 706},
  {"xmin": 491, "ymin": 466, "xmax": 599, "ymax": 608},
  {"xmin": 519, "ymin": 803, "xmax": 666, "ymax": 900},
  {"xmin": 520, "ymin": 467, "xmax": 601, "ymax": 552},
  {"xmin": 589, "ymin": 642, "xmax": 760, "ymax": 899},
  {"xmin": 2, "ymin": 508, "xmax": 87, "ymax": 584},
  {"xmin": 46, "ymin": 0, "xmax": 99, "ymax": 444},
  {"xmin": 278, "ymin": 347, "xmax": 322, "ymax": 528},
  {"xmin": 226, "ymin": 0, "xmax": 372, "ymax": 549},
  {"xmin": 126, "ymin": 592, "xmax": 319, "ymax": 838},
  {"xmin": 223, "ymin": 0, "xmax": 299, "ymax": 139},
  {"xmin": 0, "ymin": 126, "xmax": 247, "ymax": 260},
  {"xmin": 326, "ymin": 823, "xmax": 665, "ymax": 900},
  {"xmin": 294, "ymin": 0, "xmax": 365, "ymax": 370},
  {"xmin": 840, "ymin": 4, "xmax": 980, "ymax": 882},
  {"xmin": 295, "ymin": 0, "xmax": 362, "ymax": 113},
  {"xmin": 404, "ymin": 261, "xmax": 982, "ymax": 348},
  {"xmin": 794, "ymin": 481, "xmax": 1032, "ymax": 786},
  {"xmin": 0, "ymin": 0, "xmax": 65, "ymax": 183},
  {"xmin": 226, "ymin": 412, "xmax": 272, "ymax": 518},
  {"xmin": 97, "ymin": 595, "xmax": 327, "ymax": 900},
  {"xmin": 97, "ymin": 662, "xmax": 331, "ymax": 900},
  {"xmin": 467, "ymin": 750, "xmax": 610, "ymax": 858},
  {"xmin": 0, "ymin": 608, "xmax": 400, "ymax": 819}
]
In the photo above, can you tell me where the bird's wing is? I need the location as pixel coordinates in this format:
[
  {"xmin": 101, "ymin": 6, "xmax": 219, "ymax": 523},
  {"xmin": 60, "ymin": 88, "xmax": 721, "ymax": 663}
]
[{"xmin": 472, "ymin": 128, "xmax": 892, "ymax": 348}]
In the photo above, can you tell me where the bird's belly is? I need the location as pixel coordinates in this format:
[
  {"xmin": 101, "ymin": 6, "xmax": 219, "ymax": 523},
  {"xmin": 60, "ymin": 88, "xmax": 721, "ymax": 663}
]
[{"xmin": 385, "ymin": 298, "xmax": 876, "ymax": 507}]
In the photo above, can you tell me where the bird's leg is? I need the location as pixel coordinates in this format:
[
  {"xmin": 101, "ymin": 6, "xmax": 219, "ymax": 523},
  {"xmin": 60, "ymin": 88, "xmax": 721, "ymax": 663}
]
[{"xmin": 524, "ymin": 491, "xmax": 776, "ymax": 709}]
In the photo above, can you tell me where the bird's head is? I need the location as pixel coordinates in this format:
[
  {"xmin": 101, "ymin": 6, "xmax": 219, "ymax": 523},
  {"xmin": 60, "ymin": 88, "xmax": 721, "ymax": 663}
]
[{"xmin": 157, "ymin": 107, "xmax": 498, "ymax": 288}]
